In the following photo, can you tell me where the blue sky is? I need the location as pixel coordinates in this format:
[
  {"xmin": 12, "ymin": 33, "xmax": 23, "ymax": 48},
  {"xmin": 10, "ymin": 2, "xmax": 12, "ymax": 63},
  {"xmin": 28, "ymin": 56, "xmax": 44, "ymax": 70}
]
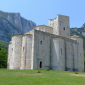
[{"xmin": 0, "ymin": 0, "xmax": 85, "ymax": 28}]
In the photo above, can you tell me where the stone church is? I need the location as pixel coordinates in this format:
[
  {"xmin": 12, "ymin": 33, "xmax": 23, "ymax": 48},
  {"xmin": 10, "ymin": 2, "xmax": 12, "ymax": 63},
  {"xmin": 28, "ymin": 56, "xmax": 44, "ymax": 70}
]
[{"xmin": 7, "ymin": 15, "xmax": 84, "ymax": 72}]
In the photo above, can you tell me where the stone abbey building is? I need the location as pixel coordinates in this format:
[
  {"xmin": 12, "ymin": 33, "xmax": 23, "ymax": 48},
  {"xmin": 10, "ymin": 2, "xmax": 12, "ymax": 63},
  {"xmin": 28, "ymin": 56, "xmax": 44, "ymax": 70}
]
[{"xmin": 7, "ymin": 15, "xmax": 84, "ymax": 72}]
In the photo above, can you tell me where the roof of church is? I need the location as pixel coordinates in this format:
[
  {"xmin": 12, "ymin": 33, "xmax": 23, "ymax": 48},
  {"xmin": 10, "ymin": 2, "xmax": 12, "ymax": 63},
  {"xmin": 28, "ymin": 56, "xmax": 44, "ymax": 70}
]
[
  {"xmin": 12, "ymin": 34, "xmax": 23, "ymax": 37},
  {"xmin": 33, "ymin": 25, "xmax": 53, "ymax": 30},
  {"xmin": 70, "ymin": 35, "xmax": 83, "ymax": 39}
]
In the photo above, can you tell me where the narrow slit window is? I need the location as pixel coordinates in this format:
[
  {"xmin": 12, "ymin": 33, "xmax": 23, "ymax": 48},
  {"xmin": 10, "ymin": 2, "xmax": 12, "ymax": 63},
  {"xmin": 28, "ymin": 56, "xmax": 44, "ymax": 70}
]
[
  {"xmin": 12, "ymin": 48, "xmax": 13, "ymax": 53},
  {"xmin": 25, "ymin": 55, "xmax": 26, "ymax": 66},
  {"xmin": 61, "ymin": 48, "xmax": 62, "ymax": 54},
  {"xmin": 40, "ymin": 41, "xmax": 42, "ymax": 45},
  {"xmin": 63, "ymin": 27, "xmax": 65, "ymax": 30},
  {"xmin": 23, "ymin": 47, "xmax": 25, "ymax": 52}
]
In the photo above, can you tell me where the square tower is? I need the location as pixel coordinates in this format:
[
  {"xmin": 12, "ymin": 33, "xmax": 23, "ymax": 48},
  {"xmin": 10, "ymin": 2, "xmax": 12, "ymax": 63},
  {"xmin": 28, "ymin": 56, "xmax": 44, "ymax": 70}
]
[{"xmin": 49, "ymin": 15, "xmax": 70, "ymax": 38}]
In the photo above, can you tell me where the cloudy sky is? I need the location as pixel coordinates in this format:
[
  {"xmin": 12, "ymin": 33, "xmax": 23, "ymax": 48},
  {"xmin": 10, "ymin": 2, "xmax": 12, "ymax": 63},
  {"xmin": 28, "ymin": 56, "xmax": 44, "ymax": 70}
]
[{"xmin": 0, "ymin": 0, "xmax": 85, "ymax": 28}]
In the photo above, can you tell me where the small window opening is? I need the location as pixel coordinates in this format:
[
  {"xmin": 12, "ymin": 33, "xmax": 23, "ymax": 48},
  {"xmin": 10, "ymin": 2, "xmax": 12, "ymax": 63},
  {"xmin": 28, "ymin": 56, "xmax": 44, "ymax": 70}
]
[
  {"xmin": 12, "ymin": 48, "xmax": 13, "ymax": 52},
  {"xmin": 25, "ymin": 55, "xmax": 26, "ymax": 66},
  {"xmin": 40, "ymin": 61, "xmax": 42, "ymax": 68},
  {"xmin": 40, "ymin": 41, "xmax": 42, "ymax": 45},
  {"xmin": 23, "ymin": 47, "xmax": 25, "ymax": 52},
  {"xmin": 61, "ymin": 48, "xmax": 62, "ymax": 54},
  {"xmin": 63, "ymin": 27, "xmax": 65, "ymax": 30}
]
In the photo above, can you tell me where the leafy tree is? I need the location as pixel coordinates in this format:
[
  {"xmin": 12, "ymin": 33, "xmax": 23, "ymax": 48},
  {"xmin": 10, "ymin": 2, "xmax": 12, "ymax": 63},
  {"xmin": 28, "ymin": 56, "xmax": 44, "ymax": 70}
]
[{"xmin": 0, "ymin": 43, "xmax": 8, "ymax": 68}]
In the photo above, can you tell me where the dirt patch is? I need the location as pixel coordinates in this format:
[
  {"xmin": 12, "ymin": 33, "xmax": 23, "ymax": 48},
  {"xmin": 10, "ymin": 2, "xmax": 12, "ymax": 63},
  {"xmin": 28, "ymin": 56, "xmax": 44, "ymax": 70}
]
[
  {"xmin": 70, "ymin": 73, "xmax": 85, "ymax": 77},
  {"xmin": 14, "ymin": 72, "xmax": 43, "ymax": 76},
  {"xmin": 63, "ymin": 73, "xmax": 85, "ymax": 77}
]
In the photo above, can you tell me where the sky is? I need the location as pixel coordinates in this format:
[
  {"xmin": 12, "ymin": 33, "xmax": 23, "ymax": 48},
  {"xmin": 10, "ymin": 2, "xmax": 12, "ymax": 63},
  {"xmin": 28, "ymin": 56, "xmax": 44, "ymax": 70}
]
[{"xmin": 0, "ymin": 0, "xmax": 85, "ymax": 28}]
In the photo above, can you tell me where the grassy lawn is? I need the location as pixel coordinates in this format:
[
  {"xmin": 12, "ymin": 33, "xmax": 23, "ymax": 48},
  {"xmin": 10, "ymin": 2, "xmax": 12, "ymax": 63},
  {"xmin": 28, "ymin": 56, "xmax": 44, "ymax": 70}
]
[{"xmin": 0, "ymin": 69, "xmax": 85, "ymax": 85}]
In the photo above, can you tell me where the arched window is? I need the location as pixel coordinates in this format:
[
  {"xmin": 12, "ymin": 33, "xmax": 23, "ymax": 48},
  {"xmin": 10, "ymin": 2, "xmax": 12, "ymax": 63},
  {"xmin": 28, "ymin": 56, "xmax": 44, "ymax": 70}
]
[
  {"xmin": 63, "ymin": 27, "xmax": 65, "ymax": 30},
  {"xmin": 40, "ymin": 61, "xmax": 42, "ymax": 68},
  {"xmin": 61, "ymin": 48, "xmax": 62, "ymax": 54},
  {"xmin": 40, "ymin": 41, "xmax": 42, "ymax": 45}
]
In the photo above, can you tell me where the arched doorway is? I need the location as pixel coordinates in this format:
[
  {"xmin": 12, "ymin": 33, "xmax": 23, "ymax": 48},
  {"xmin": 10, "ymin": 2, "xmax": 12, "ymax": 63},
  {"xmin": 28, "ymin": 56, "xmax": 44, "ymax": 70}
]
[{"xmin": 40, "ymin": 61, "xmax": 42, "ymax": 68}]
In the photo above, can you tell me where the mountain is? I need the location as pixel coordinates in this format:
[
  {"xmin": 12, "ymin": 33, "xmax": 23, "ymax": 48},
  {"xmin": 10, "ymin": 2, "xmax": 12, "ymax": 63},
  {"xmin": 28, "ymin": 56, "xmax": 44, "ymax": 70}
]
[{"xmin": 0, "ymin": 10, "xmax": 36, "ymax": 42}]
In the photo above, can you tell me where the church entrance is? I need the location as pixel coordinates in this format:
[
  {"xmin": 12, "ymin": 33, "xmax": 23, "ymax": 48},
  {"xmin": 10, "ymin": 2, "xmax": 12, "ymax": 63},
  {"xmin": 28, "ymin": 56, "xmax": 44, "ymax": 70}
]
[{"xmin": 40, "ymin": 61, "xmax": 42, "ymax": 68}]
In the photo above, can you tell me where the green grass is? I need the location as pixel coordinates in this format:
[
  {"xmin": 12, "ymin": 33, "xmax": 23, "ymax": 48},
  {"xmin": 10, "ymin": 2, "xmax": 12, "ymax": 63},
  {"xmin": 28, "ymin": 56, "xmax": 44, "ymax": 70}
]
[{"xmin": 0, "ymin": 69, "xmax": 85, "ymax": 85}]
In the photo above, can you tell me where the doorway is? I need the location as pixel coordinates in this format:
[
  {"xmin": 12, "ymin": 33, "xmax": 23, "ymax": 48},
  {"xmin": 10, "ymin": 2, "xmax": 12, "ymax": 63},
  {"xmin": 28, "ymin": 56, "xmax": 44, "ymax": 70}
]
[{"xmin": 40, "ymin": 61, "xmax": 42, "ymax": 68}]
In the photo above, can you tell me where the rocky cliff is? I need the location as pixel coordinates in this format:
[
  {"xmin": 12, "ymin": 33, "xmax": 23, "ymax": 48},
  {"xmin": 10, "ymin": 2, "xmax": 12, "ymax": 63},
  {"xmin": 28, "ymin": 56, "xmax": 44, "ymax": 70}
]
[
  {"xmin": 0, "ymin": 10, "xmax": 36, "ymax": 42},
  {"xmin": 7, "ymin": 13, "xmax": 36, "ymax": 34}
]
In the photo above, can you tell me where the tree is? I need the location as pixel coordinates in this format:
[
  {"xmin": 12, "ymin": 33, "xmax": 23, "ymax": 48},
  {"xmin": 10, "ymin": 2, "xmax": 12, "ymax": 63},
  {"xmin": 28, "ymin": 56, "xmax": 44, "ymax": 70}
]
[{"xmin": 0, "ymin": 43, "xmax": 8, "ymax": 68}]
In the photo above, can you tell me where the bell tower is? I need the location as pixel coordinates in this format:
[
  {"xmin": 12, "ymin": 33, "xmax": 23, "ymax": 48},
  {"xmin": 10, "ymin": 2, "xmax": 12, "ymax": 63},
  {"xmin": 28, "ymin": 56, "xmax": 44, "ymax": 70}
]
[{"xmin": 49, "ymin": 14, "xmax": 70, "ymax": 38}]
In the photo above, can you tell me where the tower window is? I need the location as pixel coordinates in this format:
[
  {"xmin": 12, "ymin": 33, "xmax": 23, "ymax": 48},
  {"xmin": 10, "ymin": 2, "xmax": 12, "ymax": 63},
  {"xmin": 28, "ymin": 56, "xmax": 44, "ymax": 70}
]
[
  {"xmin": 63, "ymin": 27, "xmax": 65, "ymax": 31},
  {"xmin": 40, "ymin": 41, "xmax": 42, "ymax": 45},
  {"xmin": 12, "ymin": 48, "xmax": 13, "ymax": 52},
  {"xmin": 40, "ymin": 61, "xmax": 42, "ymax": 68},
  {"xmin": 61, "ymin": 48, "xmax": 62, "ymax": 54},
  {"xmin": 80, "ymin": 53, "xmax": 81, "ymax": 55},
  {"xmin": 23, "ymin": 47, "xmax": 25, "ymax": 52}
]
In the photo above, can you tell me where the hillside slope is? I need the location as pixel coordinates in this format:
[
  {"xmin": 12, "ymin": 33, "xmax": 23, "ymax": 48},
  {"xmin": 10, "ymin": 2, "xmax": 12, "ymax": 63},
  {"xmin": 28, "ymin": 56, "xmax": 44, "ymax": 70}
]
[{"xmin": 0, "ymin": 10, "xmax": 36, "ymax": 42}]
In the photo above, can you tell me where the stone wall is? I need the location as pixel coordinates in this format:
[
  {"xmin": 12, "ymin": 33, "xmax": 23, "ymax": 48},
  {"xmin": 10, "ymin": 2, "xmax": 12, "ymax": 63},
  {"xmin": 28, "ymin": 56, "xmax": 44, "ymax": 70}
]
[
  {"xmin": 7, "ymin": 42, "xmax": 13, "ymax": 69},
  {"xmin": 25, "ymin": 34, "xmax": 33, "ymax": 69},
  {"xmin": 51, "ymin": 37, "xmax": 65, "ymax": 70},
  {"xmin": 71, "ymin": 37, "xmax": 84, "ymax": 72},
  {"xmin": 12, "ymin": 34, "xmax": 23, "ymax": 69},
  {"xmin": 33, "ymin": 30, "xmax": 51, "ymax": 70},
  {"xmin": 49, "ymin": 17, "xmax": 58, "ymax": 35},
  {"xmin": 20, "ymin": 35, "xmax": 26, "ymax": 69},
  {"xmin": 65, "ymin": 39, "xmax": 74, "ymax": 71},
  {"xmin": 33, "ymin": 29, "xmax": 81, "ymax": 71},
  {"xmin": 20, "ymin": 34, "xmax": 33, "ymax": 69},
  {"xmin": 34, "ymin": 25, "xmax": 53, "ymax": 34},
  {"xmin": 72, "ymin": 42, "xmax": 78, "ymax": 71}
]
